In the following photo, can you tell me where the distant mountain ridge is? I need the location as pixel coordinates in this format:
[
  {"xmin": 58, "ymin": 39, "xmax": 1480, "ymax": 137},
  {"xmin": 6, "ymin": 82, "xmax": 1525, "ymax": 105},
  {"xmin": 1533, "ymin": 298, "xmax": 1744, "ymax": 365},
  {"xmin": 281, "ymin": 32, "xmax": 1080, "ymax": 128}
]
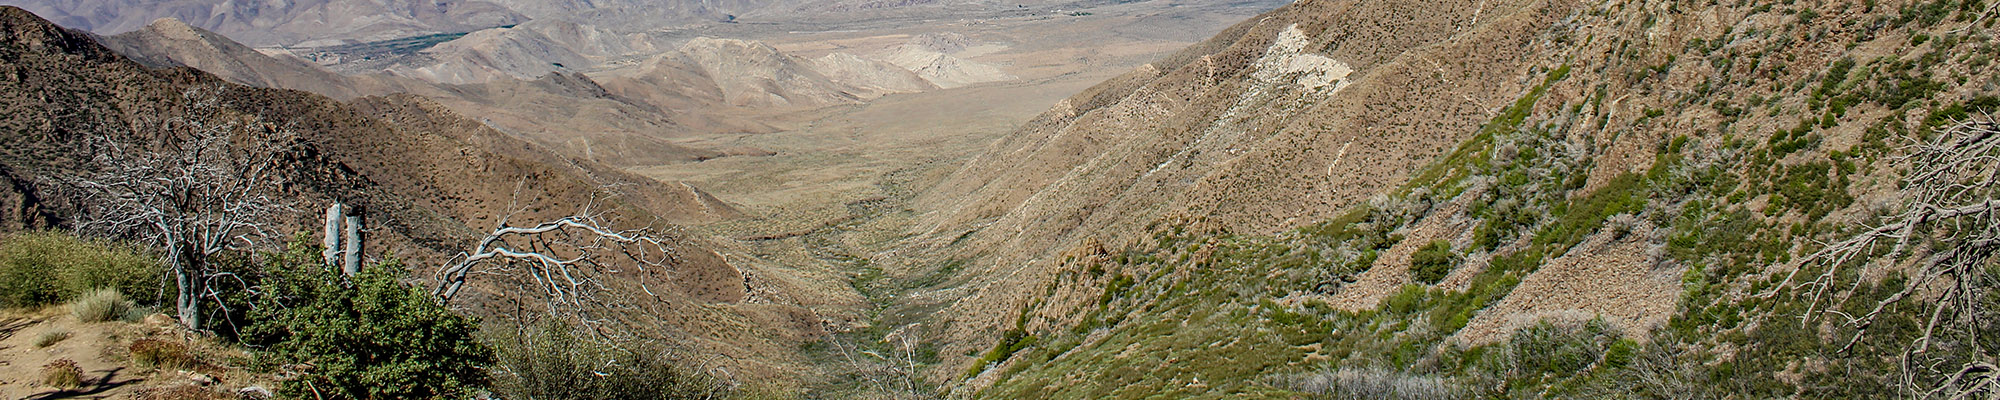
[
  {"xmin": 1, "ymin": 0, "xmax": 1113, "ymax": 47},
  {"xmin": 0, "ymin": 0, "xmax": 526, "ymax": 46},
  {"xmin": 93, "ymin": 17, "xmax": 786, "ymax": 167}
]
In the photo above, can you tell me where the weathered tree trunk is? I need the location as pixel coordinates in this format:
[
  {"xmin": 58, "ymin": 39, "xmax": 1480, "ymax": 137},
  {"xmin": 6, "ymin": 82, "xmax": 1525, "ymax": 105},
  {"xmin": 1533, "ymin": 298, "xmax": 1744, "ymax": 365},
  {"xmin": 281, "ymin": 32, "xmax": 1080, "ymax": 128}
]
[
  {"xmin": 324, "ymin": 203, "xmax": 343, "ymax": 267},
  {"xmin": 343, "ymin": 213, "xmax": 363, "ymax": 276},
  {"xmin": 173, "ymin": 244, "xmax": 201, "ymax": 331}
]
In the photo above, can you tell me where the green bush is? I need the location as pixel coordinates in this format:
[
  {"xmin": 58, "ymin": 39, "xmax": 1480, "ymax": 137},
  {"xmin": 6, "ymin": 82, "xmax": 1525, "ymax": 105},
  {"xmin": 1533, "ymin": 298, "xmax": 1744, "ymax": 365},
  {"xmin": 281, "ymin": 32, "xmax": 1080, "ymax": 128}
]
[
  {"xmin": 1508, "ymin": 319, "xmax": 1619, "ymax": 378},
  {"xmin": 487, "ymin": 321, "xmax": 730, "ymax": 400},
  {"xmin": 966, "ymin": 328, "xmax": 1039, "ymax": 378},
  {"xmin": 70, "ymin": 288, "xmax": 134, "ymax": 323},
  {"xmin": 0, "ymin": 231, "xmax": 162, "ymax": 308},
  {"xmin": 1410, "ymin": 241, "xmax": 1459, "ymax": 285},
  {"xmin": 1602, "ymin": 338, "xmax": 1638, "ymax": 369},
  {"xmin": 245, "ymin": 241, "xmax": 492, "ymax": 400}
]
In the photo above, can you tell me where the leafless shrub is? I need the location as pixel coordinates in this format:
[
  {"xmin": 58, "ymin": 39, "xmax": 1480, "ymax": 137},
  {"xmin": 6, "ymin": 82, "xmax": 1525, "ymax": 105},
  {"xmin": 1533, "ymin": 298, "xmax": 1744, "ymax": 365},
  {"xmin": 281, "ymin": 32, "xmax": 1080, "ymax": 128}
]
[
  {"xmin": 1628, "ymin": 333, "xmax": 1718, "ymax": 400},
  {"xmin": 818, "ymin": 327, "xmax": 934, "ymax": 400},
  {"xmin": 485, "ymin": 321, "xmax": 733, "ymax": 400},
  {"xmin": 1269, "ymin": 367, "xmax": 1464, "ymax": 400}
]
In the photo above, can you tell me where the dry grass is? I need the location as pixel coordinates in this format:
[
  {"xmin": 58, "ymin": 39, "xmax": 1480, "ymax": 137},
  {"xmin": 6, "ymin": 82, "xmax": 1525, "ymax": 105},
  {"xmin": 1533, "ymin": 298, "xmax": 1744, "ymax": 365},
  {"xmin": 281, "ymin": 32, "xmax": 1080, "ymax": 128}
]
[
  {"xmin": 40, "ymin": 359, "xmax": 82, "ymax": 389},
  {"xmin": 32, "ymin": 330, "xmax": 70, "ymax": 347},
  {"xmin": 136, "ymin": 385, "xmax": 228, "ymax": 400},
  {"xmin": 1269, "ymin": 367, "xmax": 1463, "ymax": 400},
  {"xmin": 129, "ymin": 338, "xmax": 196, "ymax": 370},
  {"xmin": 70, "ymin": 288, "xmax": 133, "ymax": 323}
]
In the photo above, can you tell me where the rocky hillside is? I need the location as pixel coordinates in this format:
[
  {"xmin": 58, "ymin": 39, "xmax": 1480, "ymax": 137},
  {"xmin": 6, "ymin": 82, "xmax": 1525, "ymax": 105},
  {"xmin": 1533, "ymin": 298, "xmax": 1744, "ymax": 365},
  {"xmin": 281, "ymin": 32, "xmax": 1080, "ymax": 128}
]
[
  {"xmin": 894, "ymin": 0, "xmax": 2000, "ymax": 396},
  {"xmin": 0, "ymin": 5, "xmax": 841, "ymax": 382}
]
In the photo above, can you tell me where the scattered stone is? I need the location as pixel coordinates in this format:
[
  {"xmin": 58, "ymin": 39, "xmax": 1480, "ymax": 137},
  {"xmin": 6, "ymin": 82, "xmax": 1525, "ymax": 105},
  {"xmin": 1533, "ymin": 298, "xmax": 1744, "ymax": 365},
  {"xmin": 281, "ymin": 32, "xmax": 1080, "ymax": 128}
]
[
  {"xmin": 238, "ymin": 385, "xmax": 274, "ymax": 399},
  {"xmin": 178, "ymin": 370, "xmax": 215, "ymax": 386}
]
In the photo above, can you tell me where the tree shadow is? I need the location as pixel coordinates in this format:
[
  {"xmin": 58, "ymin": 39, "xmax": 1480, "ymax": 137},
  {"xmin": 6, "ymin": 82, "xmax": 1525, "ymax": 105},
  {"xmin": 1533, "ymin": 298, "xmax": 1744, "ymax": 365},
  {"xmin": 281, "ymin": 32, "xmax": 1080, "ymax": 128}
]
[
  {"xmin": 22, "ymin": 366, "xmax": 142, "ymax": 400},
  {"xmin": 0, "ymin": 316, "xmax": 38, "ymax": 342}
]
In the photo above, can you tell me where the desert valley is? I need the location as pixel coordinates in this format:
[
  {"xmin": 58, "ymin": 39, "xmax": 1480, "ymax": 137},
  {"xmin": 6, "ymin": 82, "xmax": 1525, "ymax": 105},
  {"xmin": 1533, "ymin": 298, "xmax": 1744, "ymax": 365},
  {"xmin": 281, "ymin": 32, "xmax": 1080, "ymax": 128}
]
[{"xmin": 1, "ymin": 0, "xmax": 1998, "ymax": 398}]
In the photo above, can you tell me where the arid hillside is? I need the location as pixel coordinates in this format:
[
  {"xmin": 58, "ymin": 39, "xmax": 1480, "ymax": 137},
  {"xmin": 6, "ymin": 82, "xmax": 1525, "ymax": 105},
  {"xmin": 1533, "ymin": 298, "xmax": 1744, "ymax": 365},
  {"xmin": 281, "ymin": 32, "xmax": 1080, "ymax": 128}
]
[
  {"xmin": 0, "ymin": 6, "xmax": 846, "ymax": 385},
  {"xmin": 905, "ymin": 0, "xmax": 1583, "ymax": 384},
  {"xmin": 891, "ymin": 0, "xmax": 2000, "ymax": 396},
  {"xmin": 7, "ymin": 0, "xmax": 1991, "ymax": 395}
]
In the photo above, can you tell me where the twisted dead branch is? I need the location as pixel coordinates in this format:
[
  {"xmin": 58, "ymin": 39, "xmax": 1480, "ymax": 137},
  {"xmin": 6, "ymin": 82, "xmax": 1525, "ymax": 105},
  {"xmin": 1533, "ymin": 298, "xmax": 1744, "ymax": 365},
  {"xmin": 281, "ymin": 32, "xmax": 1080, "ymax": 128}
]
[
  {"xmin": 431, "ymin": 204, "xmax": 682, "ymax": 319},
  {"xmin": 1778, "ymin": 114, "xmax": 2000, "ymax": 399}
]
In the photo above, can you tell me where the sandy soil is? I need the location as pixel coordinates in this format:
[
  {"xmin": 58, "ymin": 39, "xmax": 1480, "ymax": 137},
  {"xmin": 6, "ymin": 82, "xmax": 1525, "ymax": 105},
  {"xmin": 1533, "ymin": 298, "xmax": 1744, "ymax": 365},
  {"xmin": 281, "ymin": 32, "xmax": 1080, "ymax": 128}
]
[{"xmin": 0, "ymin": 308, "xmax": 263, "ymax": 399}]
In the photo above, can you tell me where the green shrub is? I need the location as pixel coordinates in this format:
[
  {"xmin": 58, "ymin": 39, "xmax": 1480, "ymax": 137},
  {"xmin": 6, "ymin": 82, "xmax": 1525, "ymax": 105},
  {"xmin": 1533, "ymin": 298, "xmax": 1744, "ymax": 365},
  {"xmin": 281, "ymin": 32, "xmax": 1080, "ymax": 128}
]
[
  {"xmin": 1769, "ymin": 161, "xmax": 1853, "ymax": 220},
  {"xmin": 1099, "ymin": 274, "xmax": 1137, "ymax": 306},
  {"xmin": 0, "ymin": 231, "xmax": 163, "ymax": 308},
  {"xmin": 1383, "ymin": 284, "xmax": 1429, "ymax": 315},
  {"xmin": 70, "ymin": 288, "xmax": 134, "ymax": 323},
  {"xmin": 244, "ymin": 242, "xmax": 492, "ymax": 400},
  {"xmin": 1602, "ymin": 338, "xmax": 1638, "ymax": 369},
  {"xmin": 1508, "ymin": 319, "xmax": 1619, "ymax": 378},
  {"xmin": 487, "ymin": 322, "xmax": 731, "ymax": 400},
  {"xmin": 1410, "ymin": 241, "xmax": 1459, "ymax": 285},
  {"xmin": 966, "ymin": 328, "xmax": 1038, "ymax": 378},
  {"xmin": 1536, "ymin": 173, "xmax": 1646, "ymax": 252},
  {"xmin": 1924, "ymin": 95, "xmax": 2000, "ymax": 128}
]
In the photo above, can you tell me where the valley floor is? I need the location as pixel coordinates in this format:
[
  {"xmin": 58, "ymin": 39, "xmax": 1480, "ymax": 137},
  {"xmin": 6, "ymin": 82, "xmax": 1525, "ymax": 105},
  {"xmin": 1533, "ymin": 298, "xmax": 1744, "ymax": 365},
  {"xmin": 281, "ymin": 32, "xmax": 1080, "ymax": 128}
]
[{"xmin": 619, "ymin": 2, "xmax": 1277, "ymax": 394}]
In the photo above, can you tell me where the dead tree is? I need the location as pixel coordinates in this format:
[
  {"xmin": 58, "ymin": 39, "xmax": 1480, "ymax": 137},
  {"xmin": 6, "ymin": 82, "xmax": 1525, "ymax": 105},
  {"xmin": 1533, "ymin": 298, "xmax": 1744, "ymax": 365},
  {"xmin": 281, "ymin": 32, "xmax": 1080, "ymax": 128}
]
[
  {"xmin": 324, "ymin": 203, "xmax": 344, "ymax": 266},
  {"xmin": 1779, "ymin": 114, "xmax": 2000, "ymax": 399},
  {"xmin": 321, "ymin": 203, "xmax": 366, "ymax": 275},
  {"xmin": 431, "ymin": 206, "xmax": 681, "ymax": 319},
  {"xmin": 66, "ymin": 87, "xmax": 293, "ymax": 331}
]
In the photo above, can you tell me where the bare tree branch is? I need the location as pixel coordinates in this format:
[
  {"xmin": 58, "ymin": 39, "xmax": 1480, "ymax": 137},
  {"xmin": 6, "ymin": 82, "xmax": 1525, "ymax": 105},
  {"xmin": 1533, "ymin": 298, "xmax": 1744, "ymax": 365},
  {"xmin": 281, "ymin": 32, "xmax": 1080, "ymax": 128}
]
[
  {"xmin": 61, "ymin": 85, "xmax": 296, "ymax": 331},
  {"xmin": 1779, "ymin": 114, "xmax": 2000, "ymax": 399},
  {"xmin": 432, "ymin": 203, "xmax": 683, "ymax": 320}
]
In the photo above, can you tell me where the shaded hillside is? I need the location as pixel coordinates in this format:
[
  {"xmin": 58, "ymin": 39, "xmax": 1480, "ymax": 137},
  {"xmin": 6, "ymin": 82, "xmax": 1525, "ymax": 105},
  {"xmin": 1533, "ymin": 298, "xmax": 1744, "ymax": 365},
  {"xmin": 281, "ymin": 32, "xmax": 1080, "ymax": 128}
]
[
  {"xmin": 897, "ymin": 0, "xmax": 2000, "ymax": 396},
  {"xmin": 0, "ymin": 6, "xmax": 842, "ymax": 383}
]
